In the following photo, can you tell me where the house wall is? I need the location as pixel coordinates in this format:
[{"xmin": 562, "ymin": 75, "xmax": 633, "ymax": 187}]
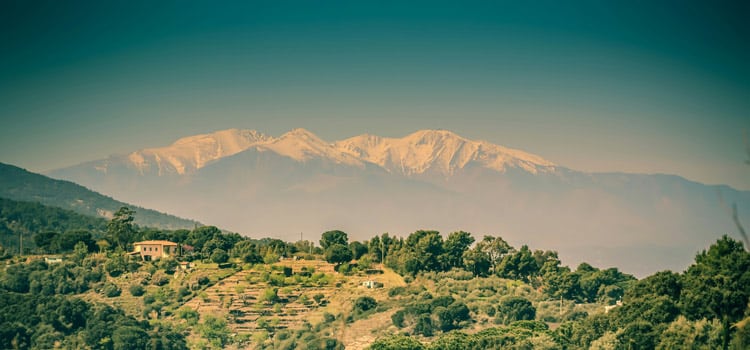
[{"xmin": 135, "ymin": 244, "xmax": 178, "ymax": 259}]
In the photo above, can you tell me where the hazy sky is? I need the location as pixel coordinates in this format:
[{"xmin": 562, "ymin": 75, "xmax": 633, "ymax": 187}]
[{"xmin": 1, "ymin": 1, "xmax": 749, "ymax": 189}]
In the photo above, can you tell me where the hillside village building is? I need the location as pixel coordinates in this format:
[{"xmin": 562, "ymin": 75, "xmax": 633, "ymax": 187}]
[{"xmin": 132, "ymin": 240, "xmax": 179, "ymax": 260}]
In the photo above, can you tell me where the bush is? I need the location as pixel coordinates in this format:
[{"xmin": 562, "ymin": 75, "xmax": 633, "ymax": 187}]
[
  {"xmin": 157, "ymin": 258, "xmax": 178, "ymax": 274},
  {"xmin": 483, "ymin": 304, "xmax": 496, "ymax": 317},
  {"xmin": 102, "ymin": 282, "xmax": 121, "ymax": 297},
  {"xmin": 392, "ymin": 310, "xmax": 406, "ymax": 328},
  {"xmin": 354, "ymin": 296, "xmax": 377, "ymax": 313},
  {"xmin": 496, "ymin": 296, "xmax": 536, "ymax": 325},
  {"xmin": 178, "ymin": 307, "xmax": 200, "ymax": 326},
  {"xmin": 129, "ymin": 284, "xmax": 145, "ymax": 296},
  {"xmin": 369, "ymin": 335, "xmax": 425, "ymax": 350},
  {"xmin": 211, "ymin": 249, "xmax": 229, "ymax": 264},
  {"xmin": 260, "ymin": 288, "xmax": 279, "ymax": 304},
  {"xmin": 389, "ymin": 286, "xmax": 406, "ymax": 297},
  {"xmin": 432, "ymin": 296, "xmax": 455, "ymax": 308},
  {"xmin": 414, "ymin": 314, "xmax": 434, "ymax": 336},
  {"xmin": 197, "ymin": 276, "xmax": 210, "ymax": 285},
  {"xmin": 152, "ymin": 272, "xmax": 169, "ymax": 286}
]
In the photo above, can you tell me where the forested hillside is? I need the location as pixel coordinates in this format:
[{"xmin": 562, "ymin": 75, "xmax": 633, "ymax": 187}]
[
  {"xmin": 0, "ymin": 197, "xmax": 107, "ymax": 254},
  {"xmin": 0, "ymin": 162, "xmax": 199, "ymax": 230},
  {"xmin": 0, "ymin": 207, "xmax": 748, "ymax": 349}
]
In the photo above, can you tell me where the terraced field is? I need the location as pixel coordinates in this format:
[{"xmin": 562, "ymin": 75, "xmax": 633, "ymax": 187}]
[{"xmin": 181, "ymin": 259, "xmax": 407, "ymax": 348}]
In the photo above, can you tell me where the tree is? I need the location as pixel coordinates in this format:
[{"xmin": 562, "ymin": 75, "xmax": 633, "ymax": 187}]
[
  {"xmin": 429, "ymin": 331, "xmax": 473, "ymax": 350},
  {"xmin": 616, "ymin": 321, "xmax": 656, "ymax": 350},
  {"xmin": 438, "ymin": 302, "xmax": 471, "ymax": 331},
  {"xmin": 680, "ymin": 235, "xmax": 750, "ymax": 348},
  {"xmin": 628, "ymin": 270, "xmax": 682, "ymax": 301},
  {"xmin": 368, "ymin": 236, "xmax": 383, "ymax": 262},
  {"xmin": 112, "ymin": 326, "xmax": 149, "ymax": 350},
  {"xmin": 497, "ymin": 245, "xmax": 538, "ymax": 282},
  {"xmin": 405, "ymin": 230, "xmax": 444, "ymax": 273},
  {"xmin": 57, "ymin": 230, "xmax": 95, "ymax": 252},
  {"xmin": 210, "ymin": 248, "xmax": 229, "ymax": 264},
  {"xmin": 369, "ymin": 335, "xmax": 425, "ymax": 350},
  {"xmin": 463, "ymin": 247, "xmax": 491, "ymax": 277},
  {"xmin": 475, "ymin": 236, "xmax": 513, "ymax": 274},
  {"xmin": 33, "ymin": 231, "xmax": 57, "ymax": 253},
  {"xmin": 320, "ymin": 230, "xmax": 348, "ymax": 250},
  {"xmin": 107, "ymin": 207, "xmax": 136, "ymax": 250},
  {"xmin": 349, "ymin": 241, "xmax": 368, "ymax": 260},
  {"xmin": 188, "ymin": 226, "xmax": 218, "ymax": 249},
  {"xmin": 325, "ymin": 244, "xmax": 352, "ymax": 266},
  {"xmin": 199, "ymin": 315, "xmax": 231, "ymax": 348},
  {"xmin": 414, "ymin": 314, "xmax": 435, "ymax": 336},
  {"xmin": 496, "ymin": 297, "xmax": 536, "ymax": 325},
  {"xmin": 441, "ymin": 231, "xmax": 474, "ymax": 270},
  {"xmin": 232, "ymin": 241, "xmax": 262, "ymax": 263}
]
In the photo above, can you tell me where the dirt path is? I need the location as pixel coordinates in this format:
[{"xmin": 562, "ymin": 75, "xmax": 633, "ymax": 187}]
[{"xmin": 340, "ymin": 309, "xmax": 398, "ymax": 350}]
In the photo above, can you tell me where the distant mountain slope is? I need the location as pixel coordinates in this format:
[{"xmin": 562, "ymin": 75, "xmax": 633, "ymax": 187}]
[
  {"xmin": 47, "ymin": 128, "xmax": 750, "ymax": 276},
  {"xmin": 0, "ymin": 162, "xmax": 199, "ymax": 230},
  {"xmin": 0, "ymin": 196, "xmax": 107, "ymax": 252}
]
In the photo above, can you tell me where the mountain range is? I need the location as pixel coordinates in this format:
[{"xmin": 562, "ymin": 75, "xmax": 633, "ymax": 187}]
[{"xmin": 47, "ymin": 128, "xmax": 750, "ymax": 276}]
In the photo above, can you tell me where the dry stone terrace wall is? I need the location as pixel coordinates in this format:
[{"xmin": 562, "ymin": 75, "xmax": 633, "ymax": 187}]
[{"xmin": 182, "ymin": 261, "xmax": 339, "ymax": 334}]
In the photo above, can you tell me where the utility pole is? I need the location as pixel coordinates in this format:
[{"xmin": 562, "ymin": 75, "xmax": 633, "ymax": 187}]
[
  {"xmin": 19, "ymin": 232, "xmax": 23, "ymax": 256},
  {"xmin": 559, "ymin": 295, "xmax": 563, "ymax": 316}
]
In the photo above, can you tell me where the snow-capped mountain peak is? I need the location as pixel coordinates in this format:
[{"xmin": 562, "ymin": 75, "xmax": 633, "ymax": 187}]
[
  {"xmin": 263, "ymin": 128, "xmax": 363, "ymax": 166},
  {"xmin": 336, "ymin": 129, "xmax": 555, "ymax": 176},
  {"xmin": 73, "ymin": 127, "xmax": 555, "ymax": 177},
  {"xmin": 126, "ymin": 128, "xmax": 272, "ymax": 175}
]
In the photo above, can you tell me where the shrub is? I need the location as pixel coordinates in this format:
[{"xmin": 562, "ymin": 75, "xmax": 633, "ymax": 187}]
[
  {"xmin": 102, "ymin": 282, "xmax": 121, "ymax": 297},
  {"xmin": 354, "ymin": 296, "xmax": 377, "ymax": 313},
  {"xmin": 152, "ymin": 272, "xmax": 169, "ymax": 286},
  {"xmin": 369, "ymin": 335, "xmax": 424, "ymax": 350},
  {"xmin": 414, "ymin": 314, "xmax": 434, "ymax": 337},
  {"xmin": 260, "ymin": 288, "xmax": 279, "ymax": 304},
  {"xmin": 483, "ymin": 304, "xmax": 496, "ymax": 317},
  {"xmin": 197, "ymin": 276, "xmax": 210, "ymax": 285},
  {"xmin": 129, "ymin": 284, "xmax": 145, "ymax": 296},
  {"xmin": 432, "ymin": 296, "xmax": 455, "ymax": 308},
  {"xmin": 392, "ymin": 310, "xmax": 406, "ymax": 328},
  {"xmin": 389, "ymin": 286, "xmax": 406, "ymax": 297},
  {"xmin": 157, "ymin": 258, "xmax": 178, "ymax": 274},
  {"xmin": 178, "ymin": 307, "xmax": 200, "ymax": 326},
  {"xmin": 211, "ymin": 249, "xmax": 229, "ymax": 264},
  {"xmin": 496, "ymin": 296, "xmax": 536, "ymax": 325}
]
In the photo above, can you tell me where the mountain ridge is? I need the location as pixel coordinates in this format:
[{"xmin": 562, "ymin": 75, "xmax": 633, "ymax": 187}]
[
  {"xmin": 0, "ymin": 162, "xmax": 200, "ymax": 230},
  {"xmin": 56, "ymin": 128, "xmax": 557, "ymax": 179},
  {"xmin": 44, "ymin": 128, "xmax": 750, "ymax": 277}
]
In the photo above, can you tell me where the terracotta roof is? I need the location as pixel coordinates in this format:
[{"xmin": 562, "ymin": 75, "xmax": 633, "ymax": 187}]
[{"xmin": 133, "ymin": 240, "xmax": 178, "ymax": 246}]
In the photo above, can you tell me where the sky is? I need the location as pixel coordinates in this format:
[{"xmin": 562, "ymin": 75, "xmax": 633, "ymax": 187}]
[{"xmin": 1, "ymin": 0, "xmax": 749, "ymax": 189}]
